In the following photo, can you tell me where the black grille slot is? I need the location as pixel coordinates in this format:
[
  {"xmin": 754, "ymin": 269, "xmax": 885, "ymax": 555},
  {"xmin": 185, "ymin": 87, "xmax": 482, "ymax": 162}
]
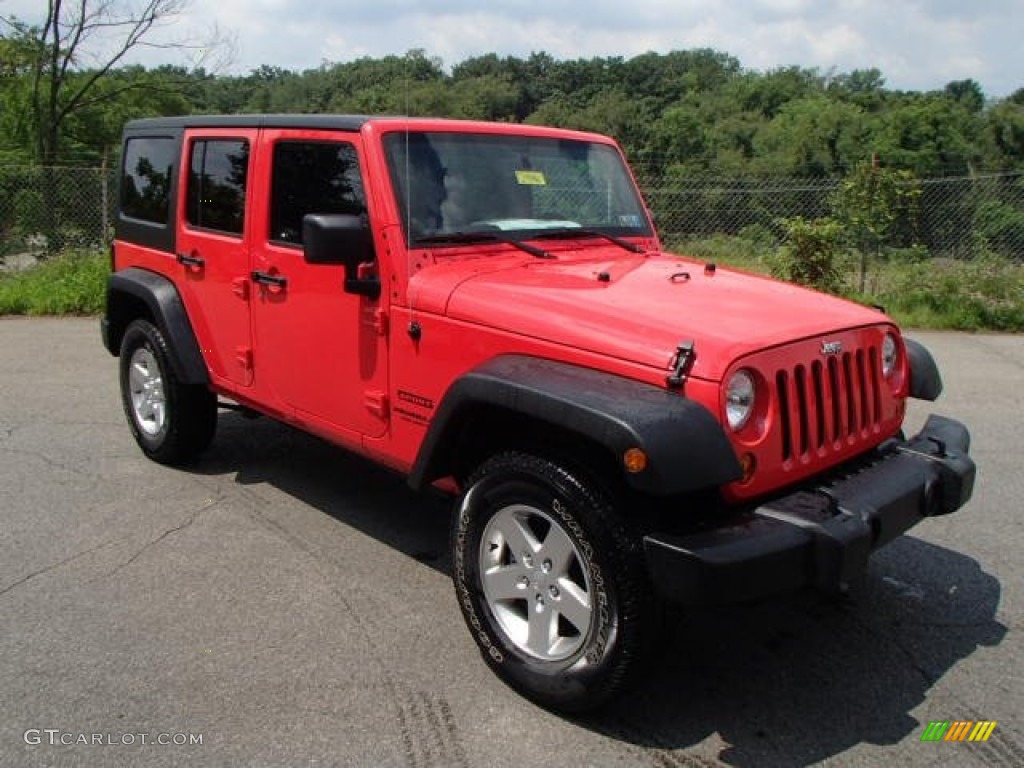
[
  {"xmin": 827, "ymin": 356, "xmax": 841, "ymax": 443},
  {"xmin": 843, "ymin": 353, "xmax": 856, "ymax": 435},
  {"xmin": 794, "ymin": 364, "xmax": 809, "ymax": 456},
  {"xmin": 856, "ymin": 349, "xmax": 870, "ymax": 430},
  {"xmin": 869, "ymin": 346, "xmax": 882, "ymax": 424},
  {"xmin": 812, "ymin": 361, "xmax": 826, "ymax": 450},
  {"xmin": 777, "ymin": 369, "xmax": 792, "ymax": 461}
]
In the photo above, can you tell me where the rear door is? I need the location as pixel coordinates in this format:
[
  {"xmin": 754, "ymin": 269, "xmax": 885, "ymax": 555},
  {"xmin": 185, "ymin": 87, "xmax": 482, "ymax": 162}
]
[{"xmin": 175, "ymin": 128, "xmax": 257, "ymax": 387}]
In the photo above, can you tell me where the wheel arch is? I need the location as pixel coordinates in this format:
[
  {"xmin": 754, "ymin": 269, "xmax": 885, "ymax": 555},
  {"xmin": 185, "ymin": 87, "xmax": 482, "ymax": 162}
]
[
  {"xmin": 409, "ymin": 355, "xmax": 742, "ymax": 498},
  {"xmin": 445, "ymin": 403, "xmax": 625, "ymax": 495},
  {"xmin": 102, "ymin": 268, "xmax": 209, "ymax": 386}
]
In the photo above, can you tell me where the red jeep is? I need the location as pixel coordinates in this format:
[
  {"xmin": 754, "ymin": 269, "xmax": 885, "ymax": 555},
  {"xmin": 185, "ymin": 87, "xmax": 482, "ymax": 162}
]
[{"xmin": 102, "ymin": 115, "xmax": 975, "ymax": 711}]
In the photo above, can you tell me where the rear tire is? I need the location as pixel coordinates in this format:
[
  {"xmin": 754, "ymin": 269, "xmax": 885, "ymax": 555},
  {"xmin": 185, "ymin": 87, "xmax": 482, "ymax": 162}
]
[
  {"xmin": 119, "ymin": 319, "xmax": 216, "ymax": 465},
  {"xmin": 452, "ymin": 451, "xmax": 657, "ymax": 712}
]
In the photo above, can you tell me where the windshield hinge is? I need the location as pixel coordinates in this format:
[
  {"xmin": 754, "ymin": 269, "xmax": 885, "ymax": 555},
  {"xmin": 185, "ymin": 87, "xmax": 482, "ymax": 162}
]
[{"xmin": 666, "ymin": 341, "xmax": 696, "ymax": 389}]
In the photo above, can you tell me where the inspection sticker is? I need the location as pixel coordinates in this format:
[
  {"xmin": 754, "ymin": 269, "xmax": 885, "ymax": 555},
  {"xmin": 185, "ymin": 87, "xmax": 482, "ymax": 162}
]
[{"xmin": 515, "ymin": 170, "xmax": 547, "ymax": 186}]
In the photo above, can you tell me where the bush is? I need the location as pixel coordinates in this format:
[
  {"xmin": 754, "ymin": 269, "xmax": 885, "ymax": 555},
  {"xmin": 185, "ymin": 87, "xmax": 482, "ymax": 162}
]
[
  {"xmin": 0, "ymin": 249, "xmax": 108, "ymax": 315},
  {"xmin": 872, "ymin": 254, "xmax": 1024, "ymax": 331},
  {"xmin": 975, "ymin": 201, "xmax": 1024, "ymax": 260},
  {"xmin": 771, "ymin": 216, "xmax": 846, "ymax": 294},
  {"xmin": 664, "ymin": 232, "xmax": 770, "ymax": 265}
]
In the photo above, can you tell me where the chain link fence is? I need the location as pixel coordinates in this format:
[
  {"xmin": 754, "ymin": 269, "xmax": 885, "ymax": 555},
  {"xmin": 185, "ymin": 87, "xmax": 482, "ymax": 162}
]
[
  {"xmin": 2, "ymin": 164, "xmax": 1023, "ymax": 267},
  {"xmin": 0, "ymin": 166, "xmax": 116, "ymax": 267},
  {"xmin": 634, "ymin": 167, "xmax": 1024, "ymax": 262}
]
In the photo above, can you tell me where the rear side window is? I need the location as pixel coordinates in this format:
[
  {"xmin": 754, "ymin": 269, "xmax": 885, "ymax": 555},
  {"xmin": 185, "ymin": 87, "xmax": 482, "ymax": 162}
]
[
  {"xmin": 121, "ymin": 137, "xmax": 175, "ymax": 224},
  {"xmin": 270, "ymin": 141, "xmax": 365, "ymax": 245},
  {"xmin": 187, "ymin": 139, "xmax": 249, "ymax": 235}
]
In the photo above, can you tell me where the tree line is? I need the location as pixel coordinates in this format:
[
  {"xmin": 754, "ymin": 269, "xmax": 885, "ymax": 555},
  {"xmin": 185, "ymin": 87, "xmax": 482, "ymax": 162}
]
[{"xmin": 1, "ymin": 37, "xmax": 1023, "ymax": 179}]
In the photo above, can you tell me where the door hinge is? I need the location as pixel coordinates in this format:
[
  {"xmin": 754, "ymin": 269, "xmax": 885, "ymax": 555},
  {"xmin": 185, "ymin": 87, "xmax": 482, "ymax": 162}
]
[
  {"xmin": 373, "ymin": 308, "xmax": 389, "ymax": 336},
  {"xmin": 364, "ymin": 390, "xmax": 389, "ymax": 419},
  {"xmin": 232, "ymin": 276, "xmax": 250, "ymax": 300},
  {"xmin": 236, "ymin": 346, "xmax": 253, "ymax": 371}
]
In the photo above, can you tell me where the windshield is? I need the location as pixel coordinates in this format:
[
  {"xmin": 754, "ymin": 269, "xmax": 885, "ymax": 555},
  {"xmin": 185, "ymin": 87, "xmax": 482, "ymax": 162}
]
[{"xmin": 383, "ymin": 131, "xmax": 652, "ymax": 246}]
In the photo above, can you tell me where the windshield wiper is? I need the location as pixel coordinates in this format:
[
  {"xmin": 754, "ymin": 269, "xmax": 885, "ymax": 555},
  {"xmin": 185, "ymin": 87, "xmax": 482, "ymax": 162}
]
[
  {"xmin": 415, "ymin": 231, "xmax": 554, "ymax": 259},
  {"xmin": 532, "ymin": 228, "xmax": 646, "ymax": 254}
]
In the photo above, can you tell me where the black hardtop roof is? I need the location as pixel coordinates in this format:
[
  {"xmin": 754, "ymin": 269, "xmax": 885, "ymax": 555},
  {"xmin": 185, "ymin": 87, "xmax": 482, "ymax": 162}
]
[{"xmin": 124, "ymin": 114, "xmax": 374, "ymax": 132}]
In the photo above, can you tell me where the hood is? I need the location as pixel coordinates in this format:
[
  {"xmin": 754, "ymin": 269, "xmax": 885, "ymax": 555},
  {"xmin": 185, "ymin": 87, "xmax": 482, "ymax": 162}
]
[{"xmin": 410, "ymin": 249, "xmax": 889, "ymax": 381}]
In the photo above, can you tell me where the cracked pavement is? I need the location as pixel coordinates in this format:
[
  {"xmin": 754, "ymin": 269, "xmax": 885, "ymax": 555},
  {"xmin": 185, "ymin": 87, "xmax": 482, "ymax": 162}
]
[{"xmin": 0, "ymin": 318, "xmax": 1021, "ymax": 767}]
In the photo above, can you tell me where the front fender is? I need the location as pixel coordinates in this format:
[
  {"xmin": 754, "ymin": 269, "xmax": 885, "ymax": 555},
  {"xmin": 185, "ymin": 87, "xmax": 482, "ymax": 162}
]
[
  {"xmin": 409, "ymin": 355, "xmax": 741, "ymax": 496},
  {"xmin": 905, "ymin": 337, "xmax": 943, "ymax": 401}
]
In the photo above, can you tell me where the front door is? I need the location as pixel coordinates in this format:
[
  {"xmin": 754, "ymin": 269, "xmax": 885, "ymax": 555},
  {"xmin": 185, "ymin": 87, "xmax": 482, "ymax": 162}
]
[
  {"xmin": 175, "ymin": 128, "xmax": 257, "ymax": 387},
  {"xmin": 250, "ymin": 129, "xmax": 388, "ymax": 439}
]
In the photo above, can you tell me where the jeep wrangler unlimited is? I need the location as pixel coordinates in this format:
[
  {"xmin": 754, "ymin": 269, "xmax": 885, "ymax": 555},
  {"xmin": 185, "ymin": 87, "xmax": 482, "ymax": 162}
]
[{"xmin": 102, "ymin": 115, "xmax": 975, "ymax": 712}]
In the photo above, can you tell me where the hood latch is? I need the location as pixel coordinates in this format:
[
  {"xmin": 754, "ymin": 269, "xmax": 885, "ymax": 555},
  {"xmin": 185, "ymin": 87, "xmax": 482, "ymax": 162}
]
[{"xmin": 666, "ymin": 341, "xmax": 696, "ymax": 389}]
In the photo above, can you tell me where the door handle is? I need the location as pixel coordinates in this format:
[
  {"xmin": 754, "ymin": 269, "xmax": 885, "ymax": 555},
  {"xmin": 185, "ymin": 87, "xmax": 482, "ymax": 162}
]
[
  {"xmin": 176, "ymin": 252, "xmax": 205, "ymax": 268},
  {"xmin": 251, "ymin": 270, "xmax": 287, "ymax": 289}
]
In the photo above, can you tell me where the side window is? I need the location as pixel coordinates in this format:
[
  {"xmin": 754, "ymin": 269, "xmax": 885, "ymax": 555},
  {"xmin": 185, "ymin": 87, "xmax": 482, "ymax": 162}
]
[
  {"xmin": 121, "ymin": 137, "xmax": 175, "ymax": 224},
  {"xmin": 270, "ymin": 141, "xmax": 366, "ymax": 245},
  {"xmin": 187, "ymin": 139, "xmax": 249, "ymax": 235}
]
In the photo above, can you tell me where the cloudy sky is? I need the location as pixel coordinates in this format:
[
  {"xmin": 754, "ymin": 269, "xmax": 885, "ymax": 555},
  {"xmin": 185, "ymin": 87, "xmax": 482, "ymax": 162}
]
[{"xmin": 5, "ymin": 0, "xmax": 1022, "ymax": 98}]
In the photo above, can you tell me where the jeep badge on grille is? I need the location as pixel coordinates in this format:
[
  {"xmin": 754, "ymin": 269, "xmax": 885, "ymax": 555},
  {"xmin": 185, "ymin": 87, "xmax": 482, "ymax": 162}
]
[{"xmin": 821, "ymin": 340, "xmax": 843, "ymax": 355}]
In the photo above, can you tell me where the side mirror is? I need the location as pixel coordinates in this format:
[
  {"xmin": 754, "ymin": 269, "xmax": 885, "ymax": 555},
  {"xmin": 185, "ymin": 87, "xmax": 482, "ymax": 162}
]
[{"xmin": 302, "ymin": 213, "xmax": 380, "ymax": 299}]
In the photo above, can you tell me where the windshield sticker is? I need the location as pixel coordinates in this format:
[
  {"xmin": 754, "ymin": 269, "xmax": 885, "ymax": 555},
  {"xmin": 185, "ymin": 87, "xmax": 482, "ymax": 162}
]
[{"xmin": 515, "ymin": 170, "xmax": 547, "ymax": 186}]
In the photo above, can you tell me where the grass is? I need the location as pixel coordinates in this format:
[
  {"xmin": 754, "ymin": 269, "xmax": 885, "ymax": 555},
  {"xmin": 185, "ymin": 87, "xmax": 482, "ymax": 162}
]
[
  {"xmin": 865, "ymin": 256, "xmax": 1024, "ymax": 331},
  {"xmin": 0, "ymin": 249, "xmax": 108, "ymax": 315},
  {"xmin": 2, "ymin": 242, "xmax": 1023, "ymax": 332},
  {"xmin": 667, "ymin": 235, "xmax": 1024, "ymax": 332}
]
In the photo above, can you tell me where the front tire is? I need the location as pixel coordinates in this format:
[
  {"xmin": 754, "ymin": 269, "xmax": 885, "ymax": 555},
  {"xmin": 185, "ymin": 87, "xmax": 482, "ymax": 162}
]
[
  {"xmin": 119, "ymin": 319, "xmax": 216, "ymax": 465},
  {"xmin": 452, "ymin": 452, "xmax": 656, "ymax": 712}
]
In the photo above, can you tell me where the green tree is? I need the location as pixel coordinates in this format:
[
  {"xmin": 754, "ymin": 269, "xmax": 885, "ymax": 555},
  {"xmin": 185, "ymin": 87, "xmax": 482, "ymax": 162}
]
[
  {"xmin": 944, "ymin": 79, "xmax": 985, "ymax": 114},
  {"xmin": 733, "ymin": 66, "xmax": 821, "ymax": 118},
  {"xmin": 871, "ymin": 95, "xmax": 982, "ymax": 175},
  {"xmin": 982, "ymin": 100, "xmax": 1024, "ymax": 169},
  {"xmin": 0, "ymin": 29, "xmax": 40, "ymax": 157},
  {"xmin": 0, "ymin": 0, "xmax": 220, "ymax": 165},
  {"xmin": 753, "ymin": 97, "xmax": 869, "ymax": 176},
  {"xmin": 831, "ymin": 160, "xmax": 922, "ymax": 290},
  {"xmin": 448, "ymin": 75, "xmax": 520, "ymax": 121}
]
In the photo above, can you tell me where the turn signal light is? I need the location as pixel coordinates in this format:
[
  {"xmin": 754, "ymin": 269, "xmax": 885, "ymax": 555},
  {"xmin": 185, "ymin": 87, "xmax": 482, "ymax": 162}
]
[
  {"xmin": 739, "ymin": 452, "xmax": 757, "ymax": 484},
  {"xmin": 623, "ymin": 448, "xmax": 648, "ymax": 474}
]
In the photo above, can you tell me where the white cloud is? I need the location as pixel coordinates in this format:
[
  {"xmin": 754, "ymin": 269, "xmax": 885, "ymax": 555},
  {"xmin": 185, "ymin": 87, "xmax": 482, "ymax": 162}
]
[{"xmin": 2, "ymin": 0, "xmax": 1020, "ymax": 96}]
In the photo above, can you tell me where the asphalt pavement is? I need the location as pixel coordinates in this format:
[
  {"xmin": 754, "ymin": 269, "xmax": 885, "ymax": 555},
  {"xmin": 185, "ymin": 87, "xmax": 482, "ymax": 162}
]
[{"xmin": 0, "ymin": 318, "xmax": 1021, "ymax": 767}]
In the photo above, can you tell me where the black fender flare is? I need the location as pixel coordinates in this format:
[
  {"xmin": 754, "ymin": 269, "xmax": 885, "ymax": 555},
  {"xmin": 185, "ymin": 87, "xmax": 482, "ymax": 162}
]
[
  {"xmin": 101, "ymin": 268, "xmax": 209, "ymax": 386},
  {"xmin": 408, "ymin": 355, "xmax": 742, "ymax": 496},
  {"xmin": 905, "ymin": 337, "xmax": 943, "ymax": 401}
]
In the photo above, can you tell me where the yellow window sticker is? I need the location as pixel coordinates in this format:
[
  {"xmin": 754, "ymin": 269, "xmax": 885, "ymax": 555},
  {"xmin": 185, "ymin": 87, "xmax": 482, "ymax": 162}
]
[{"xmin": 515, "ymin": 170, "xmax": 547, "ymax": 186}]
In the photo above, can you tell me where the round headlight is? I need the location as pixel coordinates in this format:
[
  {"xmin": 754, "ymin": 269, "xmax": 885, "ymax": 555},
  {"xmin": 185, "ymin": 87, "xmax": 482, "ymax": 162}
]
[
  {"xmin": 726, "ymin": 370, "xmax": 756, "ymax": 431},
  {"xmin": 882, "ymin": 333, "xmax": 899, "ymax": 378}
]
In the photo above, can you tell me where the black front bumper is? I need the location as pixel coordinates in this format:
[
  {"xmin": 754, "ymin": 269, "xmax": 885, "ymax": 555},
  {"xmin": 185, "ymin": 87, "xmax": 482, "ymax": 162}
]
[{"xmin": 644, "ymin": 414, "xmax": 976, "ymax": 605}]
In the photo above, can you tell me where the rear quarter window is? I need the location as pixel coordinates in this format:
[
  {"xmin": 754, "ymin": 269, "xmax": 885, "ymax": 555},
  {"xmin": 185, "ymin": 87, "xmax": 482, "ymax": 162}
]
[{"xmin": 120, "ymin": 137, "xmax": 176, "ymax": 224}]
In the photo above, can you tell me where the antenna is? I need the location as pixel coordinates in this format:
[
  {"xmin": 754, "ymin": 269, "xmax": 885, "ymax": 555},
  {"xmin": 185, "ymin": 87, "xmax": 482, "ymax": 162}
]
[
  {"xmin": 403, "ymin": 52, "xmax": 419, "ymax": 328},
  {"xmin": 404, "ymin": 51, "xmax": 412, "ymax": 246}
]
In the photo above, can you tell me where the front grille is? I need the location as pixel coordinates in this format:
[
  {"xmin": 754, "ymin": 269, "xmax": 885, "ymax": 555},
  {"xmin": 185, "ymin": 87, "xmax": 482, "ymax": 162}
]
[{"xmin": 776, "ymin": 345, "xmax": 883, "ymax": 462}]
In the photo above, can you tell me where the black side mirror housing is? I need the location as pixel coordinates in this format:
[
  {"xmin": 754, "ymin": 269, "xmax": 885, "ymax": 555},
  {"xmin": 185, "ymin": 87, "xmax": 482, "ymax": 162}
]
[{"xmin": 302, "ymin": 213, "xmax": 380, "ymax": 299}]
